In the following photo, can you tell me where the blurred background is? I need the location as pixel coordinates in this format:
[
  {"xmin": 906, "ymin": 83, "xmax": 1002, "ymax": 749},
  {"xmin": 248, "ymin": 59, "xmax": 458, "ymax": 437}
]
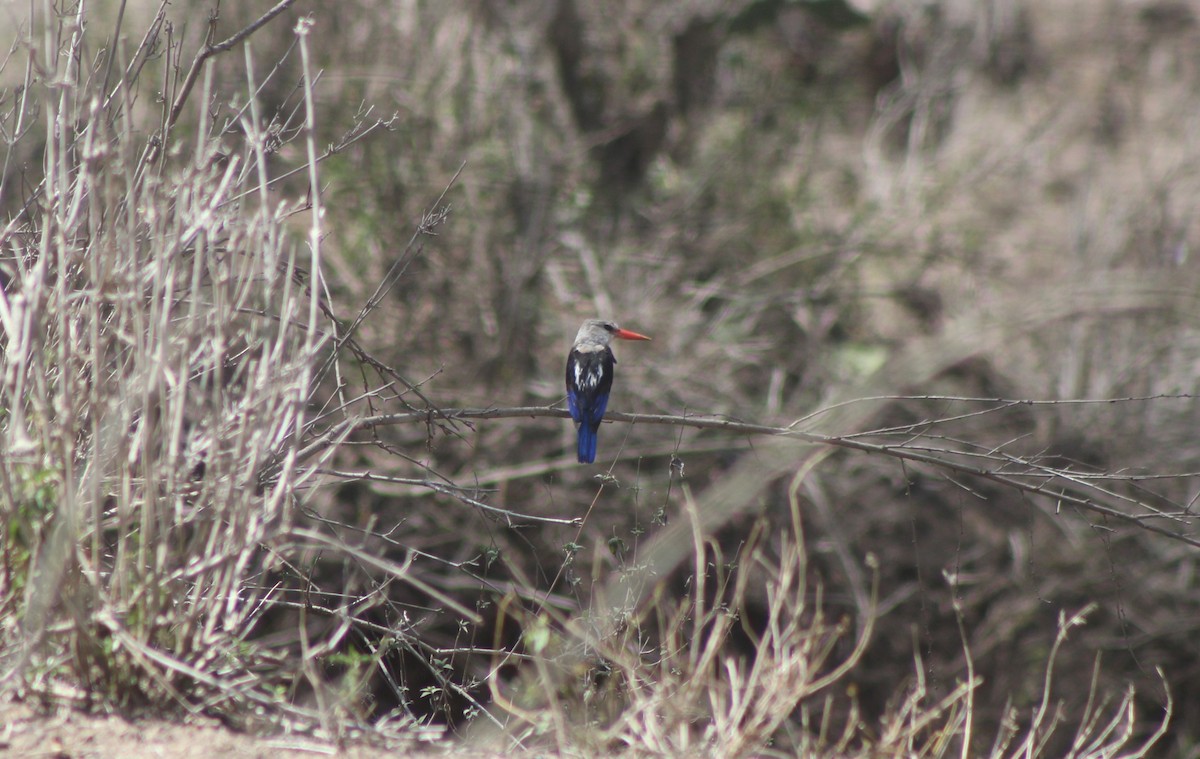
[
  {"xmin": 5, "ymin": 0, "xmax": 1200, "ymax": 754},
  {"xmin": 306, "ymin": 0, "xmax": 1200, "ymax": 750}
]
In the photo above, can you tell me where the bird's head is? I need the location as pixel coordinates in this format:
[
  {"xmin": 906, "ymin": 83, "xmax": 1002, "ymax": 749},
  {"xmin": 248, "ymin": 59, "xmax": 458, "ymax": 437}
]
[{"xmin": 574, "ymin": 319, "xmax": 652, "ymax": 348}]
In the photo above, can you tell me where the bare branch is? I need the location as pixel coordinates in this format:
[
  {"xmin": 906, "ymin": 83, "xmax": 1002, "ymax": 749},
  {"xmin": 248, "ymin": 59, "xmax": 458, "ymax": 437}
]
[
  {"xmin": 309, "ymin": 405, "xmax": 1200, "ymax": 548},
  {"xmin": 313, "ymin": 468, "xmax": 582, "ymax": 526},
  {"xmin": 166, "ymin": 0, "xmax": 299, "ymax": 131}
]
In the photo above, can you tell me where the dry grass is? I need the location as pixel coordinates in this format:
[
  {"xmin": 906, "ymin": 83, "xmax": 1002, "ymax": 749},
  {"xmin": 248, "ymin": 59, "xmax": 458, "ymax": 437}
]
[{"xmin": 0, "ymin": 0, "xmax": 428, "ymax": 747}]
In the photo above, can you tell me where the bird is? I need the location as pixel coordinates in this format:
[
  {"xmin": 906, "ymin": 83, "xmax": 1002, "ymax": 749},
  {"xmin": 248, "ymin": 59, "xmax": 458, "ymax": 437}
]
[{"xmin": 565, "ymin": 319, "xmax": 651, "ymax": 464}]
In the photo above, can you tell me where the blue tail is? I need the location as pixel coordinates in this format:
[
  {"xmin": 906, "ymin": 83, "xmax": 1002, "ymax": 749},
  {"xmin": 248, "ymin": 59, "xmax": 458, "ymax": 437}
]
[{"xmin": 577, "ymin": 424, "xmax": 599, "ymax": 464}]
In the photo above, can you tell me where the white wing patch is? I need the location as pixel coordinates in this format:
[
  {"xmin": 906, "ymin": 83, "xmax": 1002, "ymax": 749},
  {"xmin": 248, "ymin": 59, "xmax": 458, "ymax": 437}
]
[
  {"xmin": 581, "ymin": 365, "xmax": 604, "ymax": 390},
  {"xmin": 572, "ymin": 358, "xmax": 604, "ymax": 391}
]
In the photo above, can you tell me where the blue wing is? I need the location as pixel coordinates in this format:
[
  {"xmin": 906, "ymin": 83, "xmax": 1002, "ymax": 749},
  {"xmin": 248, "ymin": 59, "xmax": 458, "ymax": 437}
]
[
  {"xmin": 568, "ymin": 381, "xmax": 609, "ymax": 426},
  {"xmin": 567, "ymin": 386, "xmax": 582, "ymax": 423},
  {"xmin": 588, "ymin": 391, "xmax": 610, "ymax": 426}
]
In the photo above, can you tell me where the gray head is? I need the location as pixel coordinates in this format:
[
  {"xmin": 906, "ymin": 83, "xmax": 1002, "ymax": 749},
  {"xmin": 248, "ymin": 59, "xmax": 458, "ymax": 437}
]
[{"xmin": 573, "ymin": 319, "xmax": 651, "ymax": 349}]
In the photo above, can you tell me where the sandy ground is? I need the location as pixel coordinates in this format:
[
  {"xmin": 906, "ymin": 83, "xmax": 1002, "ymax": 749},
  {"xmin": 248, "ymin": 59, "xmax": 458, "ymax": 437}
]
[{"xmin": 0, "ymin": 700, "xmax": 429, "ymax": 759}]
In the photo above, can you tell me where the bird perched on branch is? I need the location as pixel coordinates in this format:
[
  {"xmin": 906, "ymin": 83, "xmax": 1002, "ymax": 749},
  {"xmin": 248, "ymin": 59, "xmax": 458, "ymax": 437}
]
[{"xmin": 566, "ymin": 319, "xmax": 651, "ymax": 464}]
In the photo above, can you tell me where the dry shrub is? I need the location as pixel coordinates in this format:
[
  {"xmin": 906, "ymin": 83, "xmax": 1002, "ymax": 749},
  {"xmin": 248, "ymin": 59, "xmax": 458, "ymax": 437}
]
[
  {"xmin": 0, "ymin": 2, "xmax": 429, "ymax": 747},
  {"xmin": 471, "ymin": 477, "xmax": 1167, "ymax": 757}
]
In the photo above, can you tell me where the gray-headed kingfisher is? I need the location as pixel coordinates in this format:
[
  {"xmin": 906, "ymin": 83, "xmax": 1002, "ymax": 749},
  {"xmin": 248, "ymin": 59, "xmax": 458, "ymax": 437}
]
[{"xmin": 565, "ymin": 319, "xmax": 651, "ymax": 463}]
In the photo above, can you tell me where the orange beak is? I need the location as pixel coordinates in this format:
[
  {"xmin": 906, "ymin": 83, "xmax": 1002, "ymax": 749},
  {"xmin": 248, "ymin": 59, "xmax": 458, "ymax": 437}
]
[{"xmin": 614, "ymin": 327, "xmax": 651, "ymax": 341}]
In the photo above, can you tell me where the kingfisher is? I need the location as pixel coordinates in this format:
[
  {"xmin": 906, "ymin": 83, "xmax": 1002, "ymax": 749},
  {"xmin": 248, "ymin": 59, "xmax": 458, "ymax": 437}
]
[{"xmin": 565, "ymin": 319, "xmax": 651, "ymax": 464}]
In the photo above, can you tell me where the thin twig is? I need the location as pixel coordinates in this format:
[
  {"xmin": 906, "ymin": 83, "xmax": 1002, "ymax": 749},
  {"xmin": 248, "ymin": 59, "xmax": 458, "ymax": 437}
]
[
  {"xmin": 313, "ymin": 468, "xmax": 582, "ymax": 526},
  {"xmin": 166, "ymin": 0, "xmax": 299, "ymax": 131}
]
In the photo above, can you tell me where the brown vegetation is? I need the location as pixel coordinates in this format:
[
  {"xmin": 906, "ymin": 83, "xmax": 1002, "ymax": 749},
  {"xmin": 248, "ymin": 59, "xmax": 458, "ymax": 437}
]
[{"xmin": 1, "ymin": 0, "xmax": 1198, "ymax": 756}]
